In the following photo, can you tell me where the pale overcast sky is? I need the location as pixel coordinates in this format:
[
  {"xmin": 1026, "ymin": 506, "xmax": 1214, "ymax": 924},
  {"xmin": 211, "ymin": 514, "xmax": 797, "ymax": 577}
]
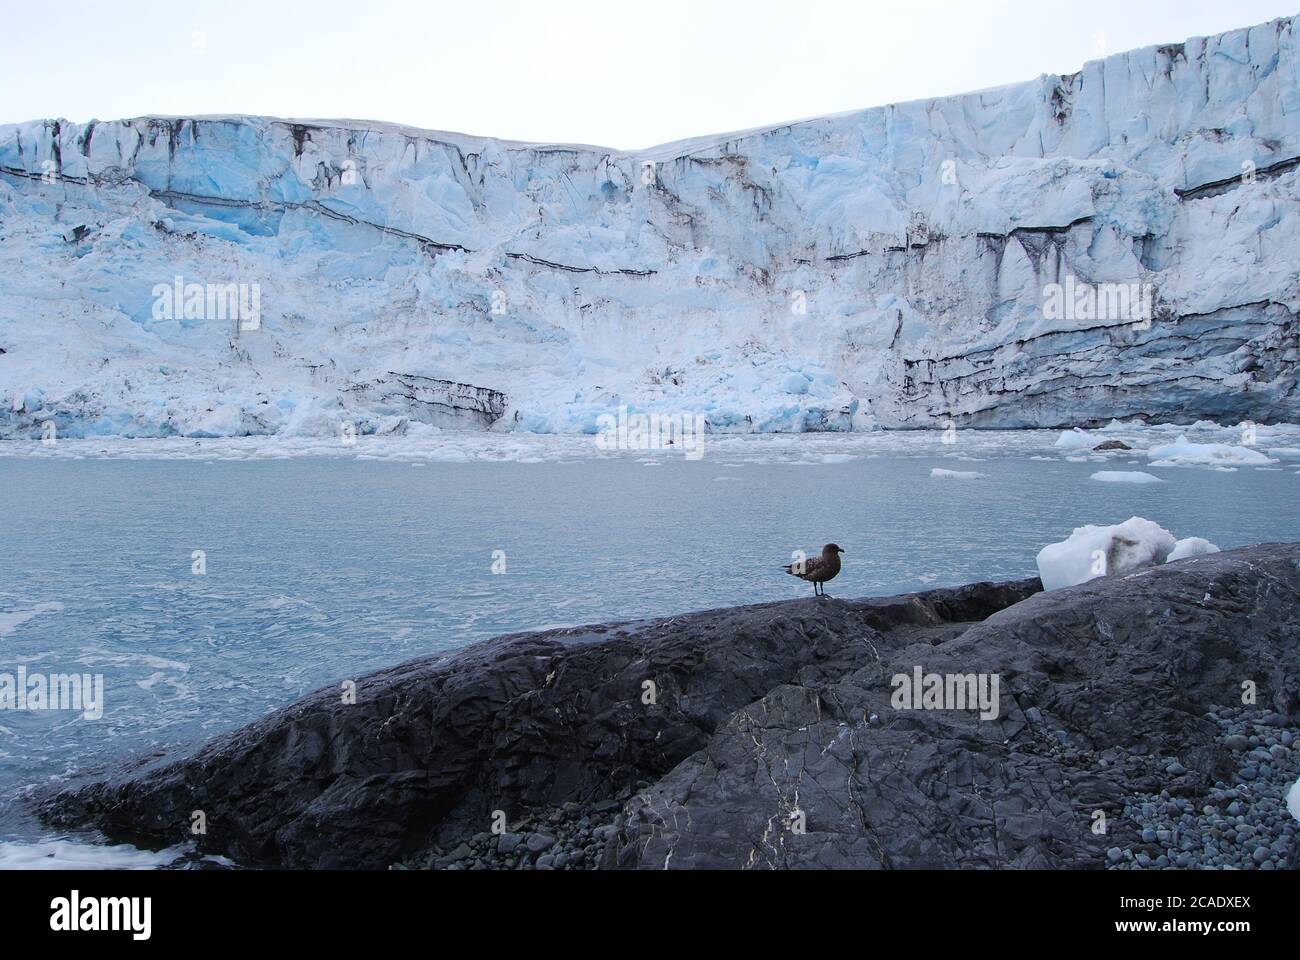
[{"xmin": 3, "ymin": 0, "xmax": 1296, "ymax": 150}]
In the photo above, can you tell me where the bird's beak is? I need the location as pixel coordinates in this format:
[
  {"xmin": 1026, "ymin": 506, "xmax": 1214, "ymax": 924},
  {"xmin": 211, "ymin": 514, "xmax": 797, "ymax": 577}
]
[{"xmin": 838, "ymin": 548, "xmax": 845, "ymax": 554}]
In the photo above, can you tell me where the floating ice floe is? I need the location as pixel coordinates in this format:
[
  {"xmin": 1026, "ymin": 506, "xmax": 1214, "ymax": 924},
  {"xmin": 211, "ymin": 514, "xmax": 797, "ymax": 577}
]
[
  {"xmin": 1036, "ymin": 517, "xmax": 1216, "ymax": 591},
  {"xmin": 1054, "ymin": 429, "xmax": 1097, "ymax": 451},
  {"xmin": 1090, "ymin": 471, "xmax": 1163, "ymax": 484},
  {"xmin": 1168, "ymin": 537, "xmax": 1221, "ymax": 561},
  {"xmin": 931, "ymin": 468, "xmax": 984, "ymax": 480},
  {"xmin": 1146, "ymin": 435, "xmax": 1274, "ymax": 468}
]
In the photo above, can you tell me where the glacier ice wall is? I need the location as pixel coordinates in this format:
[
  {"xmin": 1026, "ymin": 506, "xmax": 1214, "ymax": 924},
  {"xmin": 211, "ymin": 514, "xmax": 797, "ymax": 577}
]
[{"xmin": 1, "ymin": 15, "xmax": 1298, "ymax": 438}]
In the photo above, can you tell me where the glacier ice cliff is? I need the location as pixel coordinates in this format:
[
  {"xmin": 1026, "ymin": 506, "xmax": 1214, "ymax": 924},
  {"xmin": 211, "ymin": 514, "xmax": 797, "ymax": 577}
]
[{"xmin": 1, "ymin": 15, "xmax": 1298, "ymax": 438}]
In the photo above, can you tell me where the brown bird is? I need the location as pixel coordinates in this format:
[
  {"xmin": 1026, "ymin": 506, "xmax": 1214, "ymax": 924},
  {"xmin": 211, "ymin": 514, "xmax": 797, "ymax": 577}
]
[{"xmin": 783, "ymin": 543, "xmax": 844, "ymax": 597}]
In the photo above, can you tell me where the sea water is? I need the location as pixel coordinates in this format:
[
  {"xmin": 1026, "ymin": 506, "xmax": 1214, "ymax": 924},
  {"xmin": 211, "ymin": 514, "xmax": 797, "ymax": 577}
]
[{"xmin": 2, "ymin": 427, "xmax": 1298, "ymax": 864}]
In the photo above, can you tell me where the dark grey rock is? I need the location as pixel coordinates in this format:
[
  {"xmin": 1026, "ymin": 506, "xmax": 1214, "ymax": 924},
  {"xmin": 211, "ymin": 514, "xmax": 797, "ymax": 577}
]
[
  {"xmin": 526, "ymin": 833, "xmax": 556, "ymax": 854},
  {"xmin": 612, "ymin": 545, "xmax": 1300, "ymax": 869},
  {"xmin": 446, "ymin": 842, "xmax": 474, "ymax": 863}
]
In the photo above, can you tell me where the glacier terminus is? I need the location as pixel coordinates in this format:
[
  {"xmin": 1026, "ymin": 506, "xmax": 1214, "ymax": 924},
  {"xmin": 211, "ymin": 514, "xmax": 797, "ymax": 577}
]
[{"xmin": 1, "ymin": 15, "xmax": 1298, "ymax": 439}]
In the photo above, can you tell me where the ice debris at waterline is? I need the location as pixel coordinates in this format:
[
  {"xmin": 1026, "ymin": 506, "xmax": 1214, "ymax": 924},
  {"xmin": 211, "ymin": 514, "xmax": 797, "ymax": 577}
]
[
  {"xmin": 5, "ymin": 420, "xmax": 1300, "ymax": 467},
  {"xmin": 0, "ymin": 839, "xmax": 205, "ymax": 870},
  {"xmin": 2, "ymin": 15, "xmax": 1300, "ymax": 438},
  {"xmin": 1036, "ymin": 518, "xmax": 1219, "ymax": 591}
]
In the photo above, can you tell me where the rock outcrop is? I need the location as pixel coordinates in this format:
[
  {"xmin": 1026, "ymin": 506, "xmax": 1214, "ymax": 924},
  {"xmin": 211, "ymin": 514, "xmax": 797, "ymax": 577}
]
[{"xmin": 38, "ymin": 544, "xmax": 1300, "ymax": 869}]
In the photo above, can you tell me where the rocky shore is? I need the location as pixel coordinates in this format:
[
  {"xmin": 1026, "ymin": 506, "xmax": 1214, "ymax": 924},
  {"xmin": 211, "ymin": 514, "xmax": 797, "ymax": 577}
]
[{"xmin": 38, "ymin": 545, "xmax": 1300, "ymax": 869}]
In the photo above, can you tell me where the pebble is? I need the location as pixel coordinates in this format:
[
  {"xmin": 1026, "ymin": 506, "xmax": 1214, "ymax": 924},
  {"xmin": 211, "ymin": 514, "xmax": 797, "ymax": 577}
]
[
  {"xmin": 1108, "ymin": 709, "xmax": 1300, "ymax": 872},
  {"xmin": 526, "ymin": 833, "xmax": 557, "ymax": 854}
]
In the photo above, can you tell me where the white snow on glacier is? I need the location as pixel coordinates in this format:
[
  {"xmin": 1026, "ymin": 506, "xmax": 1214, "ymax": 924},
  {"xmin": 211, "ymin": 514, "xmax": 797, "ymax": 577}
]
[{"xmin": 0, "ymin": 16, "xmax": 1298, "ymax": 438}]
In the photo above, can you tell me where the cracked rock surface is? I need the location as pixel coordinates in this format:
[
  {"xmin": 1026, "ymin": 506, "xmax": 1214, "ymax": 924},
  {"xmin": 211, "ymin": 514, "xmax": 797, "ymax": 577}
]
[{"xmin": 37, "ymin": 544, "xmax": 1300, "ymax": 869}]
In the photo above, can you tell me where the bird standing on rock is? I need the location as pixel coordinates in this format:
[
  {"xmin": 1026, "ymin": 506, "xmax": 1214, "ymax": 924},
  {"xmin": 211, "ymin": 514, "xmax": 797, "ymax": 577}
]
[{"xmin": 783, "ymin": 543, "xmax": 844, "ymax": 597}]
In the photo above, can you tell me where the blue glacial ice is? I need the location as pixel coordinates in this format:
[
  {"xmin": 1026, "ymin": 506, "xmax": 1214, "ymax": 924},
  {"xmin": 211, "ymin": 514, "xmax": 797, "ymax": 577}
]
[{"xmin": 0, "ymin": 16, "xmax": 1298, "ymax": 439}]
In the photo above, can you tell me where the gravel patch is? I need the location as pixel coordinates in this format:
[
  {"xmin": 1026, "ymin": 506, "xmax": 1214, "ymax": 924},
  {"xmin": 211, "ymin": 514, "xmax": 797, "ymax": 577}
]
[{"xmin": 1108, "ymin": 707, "xmax": 1299, "ymax": 870}]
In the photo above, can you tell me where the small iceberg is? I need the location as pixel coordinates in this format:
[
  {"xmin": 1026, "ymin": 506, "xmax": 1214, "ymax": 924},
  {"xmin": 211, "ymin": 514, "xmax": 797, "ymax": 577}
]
[
  {"xmin": 1054, "ymin": 429, "xmax": 1096, "ymax": 451},
  {"xmin": 1168, "ymin": 537, "xmax": 1221, "ymax": 561},
  {"xmin": 1090, "ymin": 471, "xmax": 1163, "ymax": 484},
  {"xmin": 1036, "ymin": 518, "xmax": 1218, "ymax": 591},
  {"xmin": 1147, "ymin": 435, "xmax": 1274, "ymax": 467}
]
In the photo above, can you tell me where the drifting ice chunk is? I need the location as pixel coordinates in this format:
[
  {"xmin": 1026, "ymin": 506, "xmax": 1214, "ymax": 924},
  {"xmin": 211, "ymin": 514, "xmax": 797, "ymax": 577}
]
[
  {"xmin": 1167, "ymin": 537, "xmax": 1220, "ymax": 561},
  {"xmin": 1147, "ymin": 435, "xmax": 1273, "ymax": 467},
  {"xmin": 1054, "ymin": 429, "xmax": 1096, "ymax": 450},
  {"xmin": 1036, "ymin": 517, "xmax": 1177, "ymax": 591},
  {"xmin": 931, "ymin": 468, "xmax": 984, "ymax": 479},
  {"xmin": 1090, "ymin": 471, "xmax": 1163, "ymax": 483}
]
